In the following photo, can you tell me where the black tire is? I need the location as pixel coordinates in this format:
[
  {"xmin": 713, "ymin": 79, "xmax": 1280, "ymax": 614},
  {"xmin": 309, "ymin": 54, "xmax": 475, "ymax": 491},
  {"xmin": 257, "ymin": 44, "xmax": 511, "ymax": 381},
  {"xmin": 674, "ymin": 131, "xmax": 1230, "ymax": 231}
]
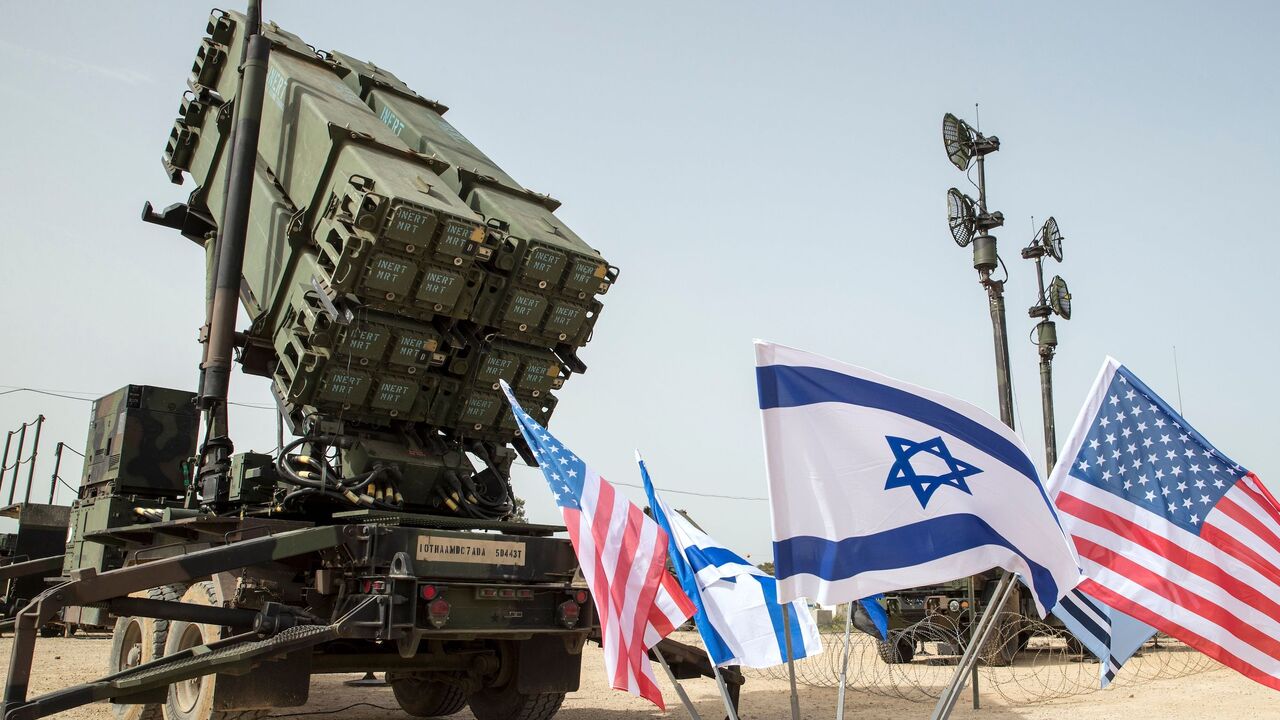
[
  {"xmin": 467, "ymin": 681, "xmax": 564, "ymax": 720},
  {"xmin": 110, "ymin": 616, "xmax": 162, "ymax": 720},
  {"xmin": 876, "ymin": 632, "xmax": 915, "ymax": 664},
  {"xmin": 389, "ymin": 675, "xmax": 468, "ymax": 717},
  {"xmin": 111, "ymin": 584, "xmax": 185, "ymax": 720},
  {"xmin": 161, "ymin": 581, "xmax": 268, "ymax": 720}
]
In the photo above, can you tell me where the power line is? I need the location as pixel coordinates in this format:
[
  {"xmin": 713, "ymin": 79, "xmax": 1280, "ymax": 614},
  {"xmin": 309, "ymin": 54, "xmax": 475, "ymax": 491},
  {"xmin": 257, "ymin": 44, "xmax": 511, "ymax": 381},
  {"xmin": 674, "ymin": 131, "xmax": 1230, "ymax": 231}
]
[
  {"xmin": 9, "ymin": 388, "xmax": 767, "ymax": 500},
  {"xmin": 0, "ymin": 386, "xmax": 276, "ymax": 410},
  {"xmin": 0, "ymin": 388, "xmax": 94, "ymax": 403},
  {"xmin": 610, "ymin": 479, "xmax": 768, "ymax": 501}
]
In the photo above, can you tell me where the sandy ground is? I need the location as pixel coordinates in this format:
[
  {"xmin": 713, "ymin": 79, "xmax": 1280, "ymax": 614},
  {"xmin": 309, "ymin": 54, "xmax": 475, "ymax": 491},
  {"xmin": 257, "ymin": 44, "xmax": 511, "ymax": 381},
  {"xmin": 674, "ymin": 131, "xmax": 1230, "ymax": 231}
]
[{"xmin": 1, "ymin": 633, "xmax": 1274, "ymax": 720}]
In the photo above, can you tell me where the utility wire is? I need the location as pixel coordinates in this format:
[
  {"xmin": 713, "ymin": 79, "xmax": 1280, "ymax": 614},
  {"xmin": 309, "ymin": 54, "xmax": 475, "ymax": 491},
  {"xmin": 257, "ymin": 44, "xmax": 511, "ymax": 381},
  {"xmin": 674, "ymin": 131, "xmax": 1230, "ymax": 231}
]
[
  {"xmin": 52, "ymin": 474, "xmax": 79, "ymax": 495},
  {"xmin": 267, "ymin": 703, "xmax": 399, "ymax": 718},
  {"xmin": 0, "ymin": 386, "xmax": 275, "ymax": 410},
  {"xmin": 610, "ymin": 480, "xmax": 768, "ymax": 501},
  {"xmin": 13, "ymin": 387, "xmax": 768, "ymax": 500}
]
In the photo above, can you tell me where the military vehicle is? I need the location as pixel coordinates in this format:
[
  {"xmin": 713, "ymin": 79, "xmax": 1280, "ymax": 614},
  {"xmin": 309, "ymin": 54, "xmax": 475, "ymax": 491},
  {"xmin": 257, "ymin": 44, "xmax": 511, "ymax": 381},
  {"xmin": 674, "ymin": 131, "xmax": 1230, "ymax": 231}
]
[
  {"xmin": 0, "ymin": 503, "xmax": 71, "ymax": 632},
  {"xmin": 1, "ymin": 5, "xmax": 731, "ymax": 720},
  {"xmin": 0, "ymin": 418, "xmax": 75, "ymax": 634},
  {"xmin": 875, "ymin": 574, "xmax": 1032, "ymax": 666}
]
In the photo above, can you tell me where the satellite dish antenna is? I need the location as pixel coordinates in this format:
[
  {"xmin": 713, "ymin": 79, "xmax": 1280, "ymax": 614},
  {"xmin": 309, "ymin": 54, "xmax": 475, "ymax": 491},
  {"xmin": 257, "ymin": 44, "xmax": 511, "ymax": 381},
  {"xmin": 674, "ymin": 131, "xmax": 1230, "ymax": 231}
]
[
  {"xmin": 943, "ymin": 113, "xmax": 975, "ymax": 171},
  {"xmin": 1048, "ymin": 275, "xmax": 1071, "ymax": 319},
  {"xmin": 1039, "ymin": 216, "xmax": 1063, "ymax": 261},
  {"xmin": 947, "ymin": 188, "xmax": 976, "ymax": 246}
]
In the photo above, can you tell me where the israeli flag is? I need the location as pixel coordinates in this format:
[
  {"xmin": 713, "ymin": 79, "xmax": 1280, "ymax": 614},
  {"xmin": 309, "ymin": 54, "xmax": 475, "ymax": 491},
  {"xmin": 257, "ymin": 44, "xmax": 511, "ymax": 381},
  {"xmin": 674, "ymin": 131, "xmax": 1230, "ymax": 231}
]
[
  {"xmin": 1053, "ymin": 587, "xmax": 1156, "ymax": 687},
  {"xmin": 638, "ymin": 454, "xmax": 823, "ymax": 668},
  {"xmin": 755, "ymin": 341, "xmax": 1083, "ymax": 616}
]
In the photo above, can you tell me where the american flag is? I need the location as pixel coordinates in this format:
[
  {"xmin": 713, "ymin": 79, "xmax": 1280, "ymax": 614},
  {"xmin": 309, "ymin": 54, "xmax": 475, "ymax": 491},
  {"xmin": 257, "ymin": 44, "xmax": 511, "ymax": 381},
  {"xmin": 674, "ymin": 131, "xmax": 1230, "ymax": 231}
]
[
  {"xmin": 1049, "ymin": 358, "xmax": 1280, "ymax": 690},
  {"xmin": 501, "ymin": 382, "xmax": 695, "ymax": 709}
]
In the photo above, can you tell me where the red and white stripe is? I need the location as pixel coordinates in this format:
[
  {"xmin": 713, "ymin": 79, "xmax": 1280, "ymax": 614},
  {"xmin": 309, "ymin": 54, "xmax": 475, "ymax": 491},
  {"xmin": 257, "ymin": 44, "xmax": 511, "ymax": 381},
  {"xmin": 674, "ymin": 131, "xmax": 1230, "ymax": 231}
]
[
  {"xmin": 1056, "ymin": 471, "xmax": 1280, "ymax": 690},
  {"xmin": 564, "ymin": 467, "xmax": 695, "ymax": 709}
]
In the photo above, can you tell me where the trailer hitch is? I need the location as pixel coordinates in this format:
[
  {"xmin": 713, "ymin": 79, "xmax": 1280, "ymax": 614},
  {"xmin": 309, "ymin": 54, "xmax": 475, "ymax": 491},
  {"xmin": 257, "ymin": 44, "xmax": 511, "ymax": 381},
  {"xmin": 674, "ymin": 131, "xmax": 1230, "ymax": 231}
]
[
  {"xmin": 1, "ymin": 596, "xmax": 381, "ymax": 720},
  {"xmin": 1, "ymin": 525, "xmax": 347, "ymax": 719}
]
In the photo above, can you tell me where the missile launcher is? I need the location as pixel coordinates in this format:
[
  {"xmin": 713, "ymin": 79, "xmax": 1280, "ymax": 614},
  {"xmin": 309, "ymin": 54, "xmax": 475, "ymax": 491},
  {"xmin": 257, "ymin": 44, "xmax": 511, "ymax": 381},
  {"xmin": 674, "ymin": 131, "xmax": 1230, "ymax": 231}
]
[{"xmin": 157, "ymin": 9, "xmax": 614, "ymax": 516}]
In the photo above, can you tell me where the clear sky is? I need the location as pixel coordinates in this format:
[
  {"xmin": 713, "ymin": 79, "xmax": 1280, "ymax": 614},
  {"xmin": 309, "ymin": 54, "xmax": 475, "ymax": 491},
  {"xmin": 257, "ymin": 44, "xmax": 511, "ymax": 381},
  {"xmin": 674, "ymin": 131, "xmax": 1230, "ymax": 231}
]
[{"xmin": 1, "ymin": 1, "xmax": 1276, "ymax": 560}]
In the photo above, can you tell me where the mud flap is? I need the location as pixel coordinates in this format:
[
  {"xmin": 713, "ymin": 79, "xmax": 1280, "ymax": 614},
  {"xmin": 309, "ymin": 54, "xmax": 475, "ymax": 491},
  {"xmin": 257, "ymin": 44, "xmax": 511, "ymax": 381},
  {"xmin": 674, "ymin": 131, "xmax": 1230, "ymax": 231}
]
[
  {"xmin": 516, "ymin": 636, "xmax": 582, "ymax": 693},
  {"xmin": 212, "ymin": 649, "xmax": 312, "ymax": 710}
]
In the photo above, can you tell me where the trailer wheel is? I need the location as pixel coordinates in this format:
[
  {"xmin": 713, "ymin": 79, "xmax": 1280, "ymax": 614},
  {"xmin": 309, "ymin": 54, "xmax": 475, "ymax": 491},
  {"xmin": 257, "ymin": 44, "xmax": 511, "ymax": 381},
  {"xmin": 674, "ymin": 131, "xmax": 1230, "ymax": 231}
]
[
  {"xmin": 162, "ymin": 581, "xmax": 267, "ymax": 720},
  {"xmin": 111, "ymin": 584, "xmax": 186, "ymax": 720},
  {"xmin": 468, "ymin": 680, "xmax": 564, "ymax": 720},
  {"xmin": 110, "ymin": 616, "xmax": 162, "ymax": 720},
  {"xmin": 876, "ymin": 631, "xmax": 915, "ymax": 664},
  {"xmin": 388, "ymin": 674, "xmax": 468, "ymax": 717}
]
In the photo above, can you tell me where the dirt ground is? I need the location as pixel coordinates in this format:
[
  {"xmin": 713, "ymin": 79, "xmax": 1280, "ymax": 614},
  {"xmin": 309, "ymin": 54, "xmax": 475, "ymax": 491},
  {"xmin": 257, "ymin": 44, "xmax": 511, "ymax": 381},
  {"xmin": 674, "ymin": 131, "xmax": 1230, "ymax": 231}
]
[{"xmin": 1, "ymin": 633, "xmax": 1274, "ymax": 720}]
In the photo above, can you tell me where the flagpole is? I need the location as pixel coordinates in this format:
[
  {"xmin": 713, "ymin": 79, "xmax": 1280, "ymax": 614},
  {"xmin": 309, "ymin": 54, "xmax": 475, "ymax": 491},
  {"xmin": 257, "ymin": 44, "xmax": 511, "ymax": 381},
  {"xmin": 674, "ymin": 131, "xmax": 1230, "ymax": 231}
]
[
  {"xmin": 835, "ymin": 603, "xmax": 854, "ymax": 720},
  {"xmin": 711, "ymin": 666, "xmax": 740, "ymax": 720},
  {"xmin": 780, "ymin": 603, "xmax": 801, "ymax": 720},
  {"xmin": 930, "ymin": 572, "xmax": 1016, "ymax": 720},
  {"xmin": 654, "ymin": 648, "xmax": 704, "ymax": 720}
]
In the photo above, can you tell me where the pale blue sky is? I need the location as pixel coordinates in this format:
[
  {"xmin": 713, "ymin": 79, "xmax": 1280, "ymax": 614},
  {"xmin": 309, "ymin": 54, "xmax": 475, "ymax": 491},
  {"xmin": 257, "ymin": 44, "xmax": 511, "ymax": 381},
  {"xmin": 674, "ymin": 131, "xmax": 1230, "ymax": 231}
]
[{"xmin": 1, "ymin": 1, "xmax": 1276, "ymax": 559}]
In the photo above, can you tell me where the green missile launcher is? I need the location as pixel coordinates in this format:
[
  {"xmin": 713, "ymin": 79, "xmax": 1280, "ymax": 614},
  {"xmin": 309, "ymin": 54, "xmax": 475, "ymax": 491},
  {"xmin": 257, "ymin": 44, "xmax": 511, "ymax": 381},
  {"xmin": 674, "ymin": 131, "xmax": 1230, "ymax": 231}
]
[{"xmin": 155, "ymin": 9, "xmax": 614, "ymax": 515}]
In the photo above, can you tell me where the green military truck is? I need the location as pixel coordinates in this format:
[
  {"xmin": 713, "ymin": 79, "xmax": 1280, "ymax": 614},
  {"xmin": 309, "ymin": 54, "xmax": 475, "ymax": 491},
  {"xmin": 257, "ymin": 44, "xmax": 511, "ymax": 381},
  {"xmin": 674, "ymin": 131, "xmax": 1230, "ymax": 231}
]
[
  {"xmin": 1, "ymin": 6, "xmax": 729, "ymax": 720},
  {"xmin": 875, "ymin": 574, "xmax": 1039, "ymax": 666}
]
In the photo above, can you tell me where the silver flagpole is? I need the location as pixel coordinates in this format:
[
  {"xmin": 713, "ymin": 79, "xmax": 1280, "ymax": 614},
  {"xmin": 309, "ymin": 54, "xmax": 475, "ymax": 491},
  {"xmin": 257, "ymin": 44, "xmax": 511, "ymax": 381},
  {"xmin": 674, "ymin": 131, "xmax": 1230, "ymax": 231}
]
[
  {"xmin": 654, "ymin": 648, "xmax": 703, "ymax": 720},
  {"xmin": 929, "ymin": 572, "xmax": 1016, "ymax": 720},
  {"xmin": 780, "ymin": 603, "xmax": 802, "ymax": 720},
  {"xmin": 835, "ymin": 603, "xmax": 854, "ymax": 720},
  {"xmin": 712, "ymin": 666, "xmax": 740, "ymax": 720}
]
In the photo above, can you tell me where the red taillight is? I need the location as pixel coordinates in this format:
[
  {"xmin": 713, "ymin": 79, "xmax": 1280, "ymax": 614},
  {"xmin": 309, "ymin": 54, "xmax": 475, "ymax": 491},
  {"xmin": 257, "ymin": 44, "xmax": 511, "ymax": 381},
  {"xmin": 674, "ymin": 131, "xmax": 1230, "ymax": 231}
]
[
  {"xmin": 427, "ymin": 598, "xmax": 451, "ymax": 628},
  {"xmin": 558, "ymin": 600, "xmax": 581, "ymax": 629},
  {"xmin": 360, "ymin": 579, "xmax": 373, "ymax": 594},
  {"xmin": 421, "ymin": 584, "xmax": 438, "ymax": 601},
  {"xmin": 574, "ymin": 590, "xmax": 588, "ymax": 604}
]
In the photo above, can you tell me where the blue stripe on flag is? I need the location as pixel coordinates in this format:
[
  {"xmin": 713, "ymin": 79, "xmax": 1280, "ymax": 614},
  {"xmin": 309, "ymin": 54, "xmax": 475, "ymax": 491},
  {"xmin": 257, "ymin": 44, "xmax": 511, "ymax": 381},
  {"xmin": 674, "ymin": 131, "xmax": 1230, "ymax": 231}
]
[
  {"xmin": 1072, "ymin": 589, "xmax": 1108, "ymax": 621},
  {"xmin": 684, "ymin": 545, "xmax": 749, "ymax": 576},
  {"xmin": 756, "ymin": 364, "xmax": 1042, "ymax": 492},
  {"xmin": 772, "ymin": 512, "xmax": 1060, "ymax": 612},
  {"xmin": 1059, "ymin": 595, "xmax": 1110, "ymax": 645},
  {"xmin": 639, "ymin": 461, "xmax": 736, "ymax": 665},
  {"xmin": 760, "ymin": 574, "xmax": 806, "ymax": 660}
]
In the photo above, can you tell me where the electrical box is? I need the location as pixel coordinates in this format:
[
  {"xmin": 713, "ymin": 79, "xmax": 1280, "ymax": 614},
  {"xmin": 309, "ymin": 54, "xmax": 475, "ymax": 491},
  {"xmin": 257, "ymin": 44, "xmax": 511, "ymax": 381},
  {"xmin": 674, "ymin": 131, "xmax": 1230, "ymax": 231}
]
[{"xmin": 79, "ymin": 385, "xmax": 198, "ymax": 499}]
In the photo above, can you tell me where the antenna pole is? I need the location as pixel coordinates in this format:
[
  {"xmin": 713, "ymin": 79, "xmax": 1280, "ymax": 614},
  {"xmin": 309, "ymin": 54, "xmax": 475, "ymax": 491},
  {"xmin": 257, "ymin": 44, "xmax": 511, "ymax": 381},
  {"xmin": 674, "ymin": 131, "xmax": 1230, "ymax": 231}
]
[
  {"xmin": 1039, "ymin": 332, "xmax": 1058, "ymax": 472},
  {"xmin": 196, "ymin": 0, "xmax": 270, "ymax": 501},
  {"xmin": 1173, "ymin": 345, "xmax": 1185, "ymax": 413},
  {"xmin": 48, "ymin": 442, "xmax": 64, "ymax": 505},
  {"xmin": 974, "ymin": 151, "xmax": 1016, "ymax": 430},
  {"xmin": 22, "ymin": 415, "xmax": 44, "ymax": 504},
  {"xmin": 0, "ymin": 431, "xmax": 13, "ymax": 505},
  {"xmin": 8, "ymin": 422, "xmax": 28, "ymax": 505}
]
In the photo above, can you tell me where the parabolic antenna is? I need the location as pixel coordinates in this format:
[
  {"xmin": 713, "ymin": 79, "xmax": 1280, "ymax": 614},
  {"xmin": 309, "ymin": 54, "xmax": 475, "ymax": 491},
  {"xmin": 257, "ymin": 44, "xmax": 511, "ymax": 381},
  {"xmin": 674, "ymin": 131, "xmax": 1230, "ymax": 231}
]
[
  {"xmin": 947, "ymin": 188, "xmax": 977, "ymax": 247},
  {"xmin": 1040, "ymin": 216, "xmax": 1063, "ymax": 261},
  {"xmin": 943, "ymin": 113, "xmax": 974, "ymax": 171},
  {"xmin": 1048, "ymin": 275, "xmax": 1071, "ymax": 319}
]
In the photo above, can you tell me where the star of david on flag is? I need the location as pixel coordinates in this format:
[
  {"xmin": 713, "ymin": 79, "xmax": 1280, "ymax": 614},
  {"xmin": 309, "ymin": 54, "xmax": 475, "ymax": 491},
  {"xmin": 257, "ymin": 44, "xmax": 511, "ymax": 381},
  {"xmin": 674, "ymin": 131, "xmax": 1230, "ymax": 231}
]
[
  {"xmin": 500, "ymin": 381, "xmax": 695, "ymax": 709},
  {"xmin": 884, "ymin": 436, "xmax": 981, "ymax": 507},
  {"xmin": 755, "ymin": 341, "xmax": 1082, "ymax": 614}
]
